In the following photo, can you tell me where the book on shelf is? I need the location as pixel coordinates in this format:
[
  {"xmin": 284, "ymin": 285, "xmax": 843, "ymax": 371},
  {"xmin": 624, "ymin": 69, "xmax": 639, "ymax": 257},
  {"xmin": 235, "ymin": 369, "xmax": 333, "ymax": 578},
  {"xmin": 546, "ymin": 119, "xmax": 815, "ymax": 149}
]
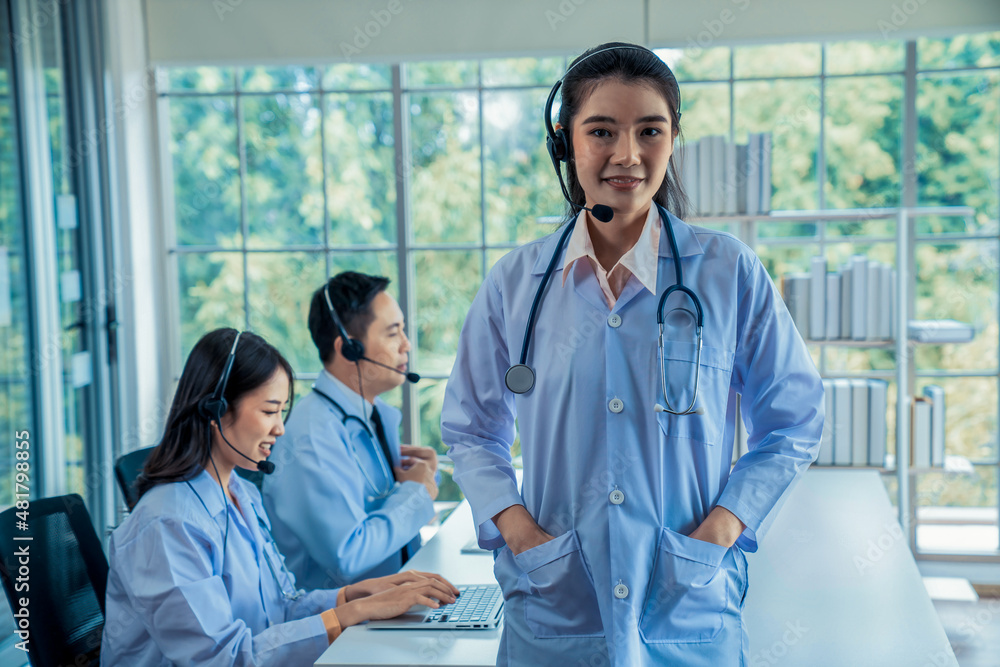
[
  {"xmin": 922, "ymin": 385, "xmax": 946, "ymax": 468},
  {"xmin": 679, "ymin": 134, "xmax": 772, "ymax": 217},
  {"xmin": 781, "ymin": 273, "xmax": 811, "ymax": 340},
  {"xmin": 819, "ymin": 380, "xmax": 835, "ymax": 465},
  {"xmin": 850, "ymin": 379, "xmax": 869, "ymax": 466},
  {"xmin": 759, "ymin": 132, "xmax": 772, "ymax": 214},
  {"xmin": 831, "ymin": 379, "xmax": 853, "ymax": 465},
  {"xmin": 840, "ymin": 265, "xmax": 852, "ymax": 340},
  {"xmin": 908, "ymin": 320, "xmax": 975, "ymax": 344},
  {"xmin": 850, "ymin": 255, "xmax": 868, "ymax": 341},
  {"xmin": 782, "ymin": 255, "xmax": 896, "ymax": 342},
  {"xmin": 825, "ymin": 272, "xmax": 841, "ymax": 341},
  {"xmin": 710, "ymin": 135, "xmax": 725, "ymax": 216},
  {"xmin": 815, "ymin": 378, "xmax": 888, "ymax": 468},
  {"xmin": 866, "ymin": 262, "xmax": 880, "ymax": 342},
  {"xmin": 746, "ymin": 133, "xmax": 761, "ymax": 216},
  {"xmin": 868, "ymin": 380, "xmax": 888, "ymax": 468},
  {"xmin": 698, "ymin": 137, "xmax": 713, "ymax": 216},
  {"xmin": 911, "ymin": 397, "xmax": 932, "ymax": 468},
  {"xmin": 810, "ymin": 256, "xmax": 827, "ymax": 341},
  {"xmin": 879, "ymin": 265, "xmax": 893, "ymax": 340}
]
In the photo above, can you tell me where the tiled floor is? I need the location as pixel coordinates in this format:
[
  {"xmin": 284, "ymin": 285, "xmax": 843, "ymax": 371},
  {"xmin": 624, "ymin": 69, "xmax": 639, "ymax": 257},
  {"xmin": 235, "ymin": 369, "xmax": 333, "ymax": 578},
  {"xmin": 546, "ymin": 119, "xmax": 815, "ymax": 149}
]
[{"xmin": 933, "ymin": 597, "xmax": 1000, "ymax": 666}]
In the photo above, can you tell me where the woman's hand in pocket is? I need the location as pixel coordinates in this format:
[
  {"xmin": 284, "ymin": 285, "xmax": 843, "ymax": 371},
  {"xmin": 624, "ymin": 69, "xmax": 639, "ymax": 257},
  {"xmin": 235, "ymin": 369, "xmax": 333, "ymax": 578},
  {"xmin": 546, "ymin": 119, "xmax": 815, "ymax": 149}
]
[
  {"xmin": 687, "ymin": 506, "xmax": 745, "ymax": 547},
  {"xmin": 494, "ymin": 505, "xmax": 554, "ymax": 555}
]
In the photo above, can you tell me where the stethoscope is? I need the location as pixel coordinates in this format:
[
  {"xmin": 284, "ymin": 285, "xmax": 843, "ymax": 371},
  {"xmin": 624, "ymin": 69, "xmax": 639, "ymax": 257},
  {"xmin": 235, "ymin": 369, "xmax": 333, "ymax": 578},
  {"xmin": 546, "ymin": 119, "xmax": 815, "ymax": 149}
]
[
  {"xmin": 504, "ymin": 201, "xmax": 704, "ymax": 416},
  {"xmin": 186, "ymin": 479, "xmax": 304, "ymax": 601},
  {"xmin": 252, "ymin": 506, "xmax": 305, "ymax": 601},
  {"xmin": 312, "ymin": 386, "xmax": 394, "ymax": 499}
]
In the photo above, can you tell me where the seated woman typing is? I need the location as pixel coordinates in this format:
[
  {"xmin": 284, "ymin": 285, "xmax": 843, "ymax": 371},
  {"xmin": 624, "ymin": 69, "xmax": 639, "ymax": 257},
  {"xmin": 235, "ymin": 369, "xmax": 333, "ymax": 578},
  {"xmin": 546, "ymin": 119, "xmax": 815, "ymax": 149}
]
[{"xmin": 101, "ymin": 328, "xmax": 458, "ymax": 666}]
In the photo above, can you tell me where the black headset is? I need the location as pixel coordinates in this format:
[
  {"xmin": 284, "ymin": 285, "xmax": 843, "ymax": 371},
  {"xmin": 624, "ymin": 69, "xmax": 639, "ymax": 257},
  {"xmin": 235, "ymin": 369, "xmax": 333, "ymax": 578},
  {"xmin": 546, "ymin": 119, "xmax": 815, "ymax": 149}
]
[
  {"xmin": 197, "ymin": 331, "xmax": 276, "ymax": 474},
  {"xmin": 323, "ymin": 283, "xmax": 365, "ymax": 363},
  {"xmin": 542, "ymin": 44, "xmax": 679, "ymax": 224},
  {"xmin": 543, "ymin": 44, "xmax": 681, "ymax": 174},
  {"xmin": 198, "ymin": 331, "xmax": 243, "ymax": 423}
]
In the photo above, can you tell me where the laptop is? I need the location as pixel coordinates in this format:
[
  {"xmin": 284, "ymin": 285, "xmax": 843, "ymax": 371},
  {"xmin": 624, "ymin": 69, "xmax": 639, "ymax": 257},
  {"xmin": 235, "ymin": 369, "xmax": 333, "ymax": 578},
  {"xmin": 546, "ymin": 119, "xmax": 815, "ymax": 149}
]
[{"xmin": 367, "ymin": 584, "xmax": 503, "ymax": 630}]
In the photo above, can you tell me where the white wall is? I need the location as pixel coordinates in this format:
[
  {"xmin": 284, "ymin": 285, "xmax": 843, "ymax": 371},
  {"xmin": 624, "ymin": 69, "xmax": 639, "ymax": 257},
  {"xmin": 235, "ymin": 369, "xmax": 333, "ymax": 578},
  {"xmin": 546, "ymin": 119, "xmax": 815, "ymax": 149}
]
[
  {"xmin": 144, "ymin": 0, "xmax": 1000, "ymax": 66},
  {"xmin": 105, "ymin": 0, "xmax": 175, "ymax": 457}
]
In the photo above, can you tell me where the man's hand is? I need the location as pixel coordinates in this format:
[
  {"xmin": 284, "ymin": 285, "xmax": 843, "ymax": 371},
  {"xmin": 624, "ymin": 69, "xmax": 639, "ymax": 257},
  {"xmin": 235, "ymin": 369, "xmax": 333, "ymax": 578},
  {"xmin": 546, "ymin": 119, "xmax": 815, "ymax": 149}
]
[
  {"xmin": 395, "ymin": 458, "xmax": 438, "ymax": 500},
  {"xmin": 400, "ymin": 444, "xmax": 438, "ymax": 473}
]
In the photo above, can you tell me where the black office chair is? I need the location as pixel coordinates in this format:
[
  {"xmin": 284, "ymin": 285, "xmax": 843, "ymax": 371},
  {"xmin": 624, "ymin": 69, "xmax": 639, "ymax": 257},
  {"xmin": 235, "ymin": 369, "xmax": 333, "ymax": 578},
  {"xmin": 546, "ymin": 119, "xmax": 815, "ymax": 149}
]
[
  {"xmin": 114, "ymin": 445, "xmax": 155, "ymax": 511},
  {"xmin": 0, "ymin": 494, "xmax": 107, "ymax": 667}
]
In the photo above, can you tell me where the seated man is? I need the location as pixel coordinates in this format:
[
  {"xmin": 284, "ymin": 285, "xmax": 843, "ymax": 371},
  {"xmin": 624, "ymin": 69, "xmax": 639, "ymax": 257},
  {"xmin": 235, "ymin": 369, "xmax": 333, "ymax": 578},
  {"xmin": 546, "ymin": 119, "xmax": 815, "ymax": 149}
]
[{"xmin": 263, "ymin": 271, "xmax": 438, "ymax": 590}]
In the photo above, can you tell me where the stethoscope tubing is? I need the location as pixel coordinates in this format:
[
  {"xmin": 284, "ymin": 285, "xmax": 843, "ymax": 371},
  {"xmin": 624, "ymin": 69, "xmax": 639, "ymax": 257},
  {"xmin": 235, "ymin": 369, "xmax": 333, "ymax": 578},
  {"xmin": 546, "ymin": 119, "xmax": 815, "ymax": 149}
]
[
  {"xmin": 312, "ymin": 387, "xmax": 394, "ymax": 499},
  {"xmin": 509, "ymin": 203, "xmax": 705, "ymax": 416}
]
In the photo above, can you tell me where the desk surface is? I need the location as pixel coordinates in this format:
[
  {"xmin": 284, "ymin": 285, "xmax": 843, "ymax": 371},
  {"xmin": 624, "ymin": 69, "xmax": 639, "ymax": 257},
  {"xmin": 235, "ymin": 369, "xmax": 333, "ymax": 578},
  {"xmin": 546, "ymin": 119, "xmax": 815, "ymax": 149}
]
[
  {"xmin": 744, "ymin": 469, "xmax": 957, "ymax": 666},
  {"xmin": 315, "ymin": 500, "xmax": 499, "ymax": 666},
  {"xmin": 316, "ymin": 469, "xmax": 956, "ymax": 666}
]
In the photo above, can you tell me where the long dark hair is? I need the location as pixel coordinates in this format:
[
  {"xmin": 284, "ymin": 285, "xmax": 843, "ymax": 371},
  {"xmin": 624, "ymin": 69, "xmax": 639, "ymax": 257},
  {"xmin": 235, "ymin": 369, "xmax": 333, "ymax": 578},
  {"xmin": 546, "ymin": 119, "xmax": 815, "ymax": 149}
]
[
  {"xmin": 559, "ymin": 42, "xmax": 689, "ymax": 220},
  {"xmin": 136, "ymin": 328, "xmax": 295, "ymax": 499}
]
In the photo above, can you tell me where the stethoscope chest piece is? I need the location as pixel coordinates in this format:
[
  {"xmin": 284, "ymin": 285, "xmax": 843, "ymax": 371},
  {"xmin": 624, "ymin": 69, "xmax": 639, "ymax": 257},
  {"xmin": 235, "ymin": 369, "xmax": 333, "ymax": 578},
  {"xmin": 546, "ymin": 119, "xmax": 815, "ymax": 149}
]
[{"xmin": 505, "ymin": 364, "xmax": 535, "ymax": 394}]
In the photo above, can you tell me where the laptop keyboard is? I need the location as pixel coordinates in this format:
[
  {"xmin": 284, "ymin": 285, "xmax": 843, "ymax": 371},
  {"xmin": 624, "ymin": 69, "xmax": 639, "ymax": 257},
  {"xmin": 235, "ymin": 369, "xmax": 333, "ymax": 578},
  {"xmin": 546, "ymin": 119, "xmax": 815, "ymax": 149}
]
[{"xmin": 426, "ymin": 584, "xmax": 501, "ymax": 624}]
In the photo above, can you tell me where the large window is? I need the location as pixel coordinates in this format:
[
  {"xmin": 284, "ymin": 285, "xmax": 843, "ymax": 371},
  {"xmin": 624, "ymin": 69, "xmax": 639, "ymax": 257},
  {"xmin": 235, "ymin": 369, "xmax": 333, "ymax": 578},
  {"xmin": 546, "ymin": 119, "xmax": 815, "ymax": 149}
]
[{"xmin": 159, "ymin": 33, "xmax": 1000, "ymax": 554}]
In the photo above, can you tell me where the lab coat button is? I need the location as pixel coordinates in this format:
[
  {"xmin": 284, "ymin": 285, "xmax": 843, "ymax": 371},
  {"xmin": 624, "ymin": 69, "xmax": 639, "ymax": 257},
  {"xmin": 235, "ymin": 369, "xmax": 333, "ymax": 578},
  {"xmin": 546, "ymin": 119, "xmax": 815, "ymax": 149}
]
[
  {"xmin": 607, "ymin": 314, "xmax": 622, "ymax": 328},
  {"xmin": 608, "ymin": 398, "xmax": 624, "ymax": 413},
  {"xmin": 609, "ymin": 489, "xmax": 625, "ymax": 505},
  {"xmin": 614, "ymin": 583, "xmax": 629, "ymax": 599}
]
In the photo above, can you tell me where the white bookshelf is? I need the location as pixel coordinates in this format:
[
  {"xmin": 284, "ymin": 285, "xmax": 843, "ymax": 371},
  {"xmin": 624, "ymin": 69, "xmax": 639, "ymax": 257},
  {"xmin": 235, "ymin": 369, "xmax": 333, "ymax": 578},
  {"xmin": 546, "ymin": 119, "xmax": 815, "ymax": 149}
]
[{"xmin": 692, "ymin": 205, "xmax": 977, "ymax": 541}]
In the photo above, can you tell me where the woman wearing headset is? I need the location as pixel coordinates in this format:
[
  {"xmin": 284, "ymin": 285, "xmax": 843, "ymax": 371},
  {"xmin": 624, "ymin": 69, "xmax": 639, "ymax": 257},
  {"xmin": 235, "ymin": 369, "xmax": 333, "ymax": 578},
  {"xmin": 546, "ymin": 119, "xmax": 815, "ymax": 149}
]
[
  {"xmin": 102, "ymin": 328, "xmax": 458, "ymax": 666},
  {"xmin": 442, "ymin": 43, "xmax": 823, "ymax": 665}
]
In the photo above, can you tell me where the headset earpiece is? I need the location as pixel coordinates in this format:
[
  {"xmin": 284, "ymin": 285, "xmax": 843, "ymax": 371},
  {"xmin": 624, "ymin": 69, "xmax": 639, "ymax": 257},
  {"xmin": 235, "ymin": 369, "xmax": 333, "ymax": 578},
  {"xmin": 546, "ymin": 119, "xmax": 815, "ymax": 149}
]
[
  {"xmin": 323, "ymin": 282, "xmax": 365, "ymax": 363},
  {"xmin": 546, "ymin": 127, "xmax": 569, "ymax": 163},
  {"xmin": 197, "ymin": 396, "xmax": 228, "ymax": 423},
  {"xmin": 338, "ymin": 335, "xmax": 365, "ymax": 363},
  {"xmin": 198, "ymin": 332, "xmax": 241, "ymax": 424}
]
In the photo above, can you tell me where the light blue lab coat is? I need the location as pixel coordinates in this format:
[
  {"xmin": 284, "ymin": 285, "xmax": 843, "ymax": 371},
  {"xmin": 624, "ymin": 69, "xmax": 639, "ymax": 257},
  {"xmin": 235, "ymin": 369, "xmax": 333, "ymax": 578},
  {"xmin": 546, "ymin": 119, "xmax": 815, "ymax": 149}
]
[
  {"xmin": 262, "ymin": 371, "xmax": 433, "ymax": 590},
  {"xmin": 101, "ymin": 469, "xmax": 339, "ymax": 666},
  {"xmin": 441, "ymin": 211, "xmax": 824, "ymax": 666}
]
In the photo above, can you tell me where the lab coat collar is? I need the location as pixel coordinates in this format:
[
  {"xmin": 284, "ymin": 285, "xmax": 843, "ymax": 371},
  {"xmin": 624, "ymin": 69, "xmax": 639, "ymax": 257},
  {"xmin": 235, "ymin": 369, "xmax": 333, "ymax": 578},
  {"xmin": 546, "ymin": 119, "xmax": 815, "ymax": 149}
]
[
  {"xmin": 530, "ymin": 207, "xmax": 704, "ymax": 276},
  {"xmin": 658, "ymin": 209, "xmax": 705, "ymax": 259},
  {"xmin": 184, "ymin": 467, "xmax": 255, "ymax": 520}
]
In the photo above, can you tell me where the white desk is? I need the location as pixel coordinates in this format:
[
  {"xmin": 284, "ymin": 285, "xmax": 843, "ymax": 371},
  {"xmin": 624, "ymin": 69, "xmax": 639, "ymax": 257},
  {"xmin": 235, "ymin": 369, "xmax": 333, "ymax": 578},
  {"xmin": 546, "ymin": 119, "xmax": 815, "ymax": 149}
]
[
  {"xmin": 744, "ymin": 469, "xmax": 957, "ymax": 666},
  {"xmin": 316, "ymin": 469, "xmax": 957, "ymax": 666},
  {"xmin": 314, "ymin": 501, "xmax": 499, "ymax": 666}
]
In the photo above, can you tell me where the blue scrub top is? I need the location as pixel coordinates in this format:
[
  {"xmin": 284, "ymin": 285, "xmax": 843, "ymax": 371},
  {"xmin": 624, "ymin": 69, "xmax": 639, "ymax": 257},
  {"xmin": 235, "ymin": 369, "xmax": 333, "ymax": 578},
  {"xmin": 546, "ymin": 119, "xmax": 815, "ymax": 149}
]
[
  {"xmin": 262, "ymin": 372, "xmax": 433, "ymax": 590},
  {"xmin": 442, "ymin": 211, "xmax": 824, "ymax": 666},
  {"xmin": 101, "ymin": 469, "xmax": 340, "ymax": 666}
]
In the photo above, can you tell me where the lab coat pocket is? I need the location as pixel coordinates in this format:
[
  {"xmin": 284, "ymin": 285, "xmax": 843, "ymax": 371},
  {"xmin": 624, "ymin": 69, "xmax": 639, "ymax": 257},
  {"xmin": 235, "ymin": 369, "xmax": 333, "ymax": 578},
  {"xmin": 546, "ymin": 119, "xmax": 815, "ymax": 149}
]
[
  {"xmin": 639, "ymin": 527, "xmax": 728, "ymax": 644},
  {"xmin": 510, "ymin": 530, "xmax": 604, "ymax": 639},
  {"xmin": 654, "ymin": 341, "xmax": 733, "ymax": 446}
]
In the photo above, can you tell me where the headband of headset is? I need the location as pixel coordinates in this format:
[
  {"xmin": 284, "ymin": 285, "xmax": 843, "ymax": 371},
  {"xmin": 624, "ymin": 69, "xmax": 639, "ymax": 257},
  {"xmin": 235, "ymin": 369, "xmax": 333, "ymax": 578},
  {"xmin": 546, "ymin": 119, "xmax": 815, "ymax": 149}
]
[
  {"xmin": 323, "ymin": 282, "xmax": 365, "ymax": 363},
  {"xmin": 198, "ymin": 330, "xmax": 243, "ymax": 423},
  {"xmin": 544, "ymin": 44, "xmax": 681, "ymax": 165}
]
